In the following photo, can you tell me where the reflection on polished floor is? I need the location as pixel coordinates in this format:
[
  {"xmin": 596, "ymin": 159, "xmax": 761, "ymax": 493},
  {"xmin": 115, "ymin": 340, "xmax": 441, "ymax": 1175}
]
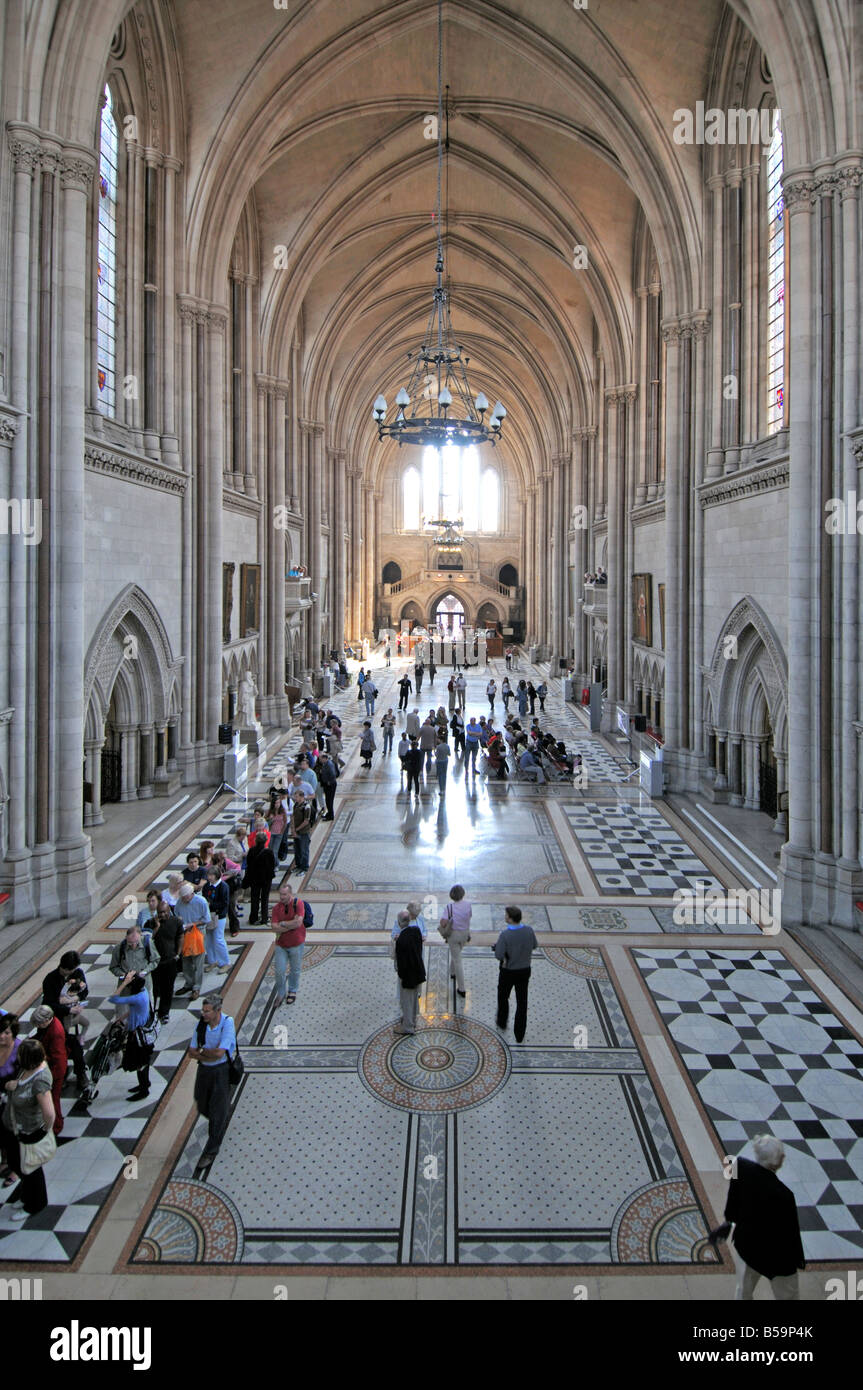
[{"xmin": 2, "ymin": 656, "xmax": 862, "ymax": 1297}]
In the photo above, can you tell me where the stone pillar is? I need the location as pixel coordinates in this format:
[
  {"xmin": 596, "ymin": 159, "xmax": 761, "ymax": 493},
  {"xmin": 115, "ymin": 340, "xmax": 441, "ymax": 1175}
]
[
  {"xmin": 84, "ymin": 741, "xmax": 104, "ymax": 828},
  {"xmin": 661, "ymin": 317, "xmax": 696, "ymax": 786},
  {"xmin": 54, "ymin": 149, "xmax": 99, "ymax": 916},
  {"xmin": 203, "ymin": 308, "xmax": 228, "ymax": 774},
  {"xmin": 778, "ymin": 174, "xmax": 820, "ymax": 923},
  {"xmin": 118, "ymin": 726, "xmax": 138, "ymax": 802},
  {"xmin": 690, "ymin": 313, "xmax": 710, "ymax": 763},
  {"xmin": 723, "ymin": 170, "xmax": 743, "ymax": 474},
  {"xmin": 604, "ymin": 389, "xmax": 624, "ymax": 709},
  {"xmin": 138, "ymin": 726, "xmax": 155, "ymax": 799},
  {"xmin": 705, "ymin": 174, "xmax": 725, "ymax": 482},
  {"xmin": 373, "ymin": 491, "xmax": 383, "ymax": 640},
  {"xmin": 161, "ymin": 158, "xmax": 181, "ymax": 459},
  {"xmin": 333, "ymin": 449, "xmax": 347, "ymax": 651},
  {"xmin": 572, "ymin": 429, "xmax": 592, "ymax": 674},
  {"xmin": 837, "ymin": 166, "xmax": 863, "ymax": 889},
  {"xmin": 741, "ymin": 164, "xmax": 760, "ymax": 445},
  {"xmin": 550, "ymin": 453, "xmax": 568, "ymax": 663},
  {"xmin": 2, "ymin": 132, "xmax": 38, "ymax": 917},
  {"xmin": 535, "ymin": 474, "xmax": 549, "ymax": 650},
  {"xmin": 363, "ymin": 482, "xmax": 375, "ymax": 641},
  {"xmin": 773, "ymin": 750, "xmax": 788, "ymax": 836},
  {"xmin": 524, "ymin": 486, "xmax": 536, "ymax": 641},
  {"xmin": 302, "ymin": 421, "xmax": 324, "ymax": 666},
  {"xmin": 713, "ymin": 730, "xmax": 729, "ymax": 796}
]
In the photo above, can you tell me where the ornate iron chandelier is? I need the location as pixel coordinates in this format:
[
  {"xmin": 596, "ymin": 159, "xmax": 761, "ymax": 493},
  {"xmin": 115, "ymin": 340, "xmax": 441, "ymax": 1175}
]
[{"xmin": 372, "ymin": 0, "xmax": 505, "ymax": 449}]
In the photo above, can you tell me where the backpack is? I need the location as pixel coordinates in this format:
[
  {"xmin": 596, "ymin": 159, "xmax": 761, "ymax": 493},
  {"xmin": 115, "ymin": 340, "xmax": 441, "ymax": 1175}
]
[
  {"xmin": 307, "ymin": 800, "xmax": 318, "ymax": 827},
  {"xmin": 303, "ymin": 900, "xmax": 314, "ymax": 927}
]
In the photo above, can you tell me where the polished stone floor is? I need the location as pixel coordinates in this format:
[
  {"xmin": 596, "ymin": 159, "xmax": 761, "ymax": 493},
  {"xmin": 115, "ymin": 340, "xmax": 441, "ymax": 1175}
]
[{"xmin": 1, "ymin": 654, "xmax": 862, "ymax": 1297}]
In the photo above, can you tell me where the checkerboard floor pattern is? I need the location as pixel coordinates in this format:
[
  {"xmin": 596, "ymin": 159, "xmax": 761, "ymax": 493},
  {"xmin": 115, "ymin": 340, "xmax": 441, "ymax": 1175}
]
[
  {"xmin": 562, "ymin": 801, "xmax": 724, "ymax": 896},
  {"xmin": 0, "ymin": 940, "xmax": 242, "ymax": 1261},
  {"xmin": 634, "ymin": 947, "xmax": 863, "ymax": 1261}
]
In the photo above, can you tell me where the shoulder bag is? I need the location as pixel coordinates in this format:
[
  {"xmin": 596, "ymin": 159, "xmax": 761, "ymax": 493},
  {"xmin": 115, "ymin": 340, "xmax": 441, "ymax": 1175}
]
[
  {"xmin": 438, "ymin": 903, "xmax": 454, "ymax": 941},
  {"xmin": 196, "ymin": 1017, "xmax": 244, "ymax": 1086}
]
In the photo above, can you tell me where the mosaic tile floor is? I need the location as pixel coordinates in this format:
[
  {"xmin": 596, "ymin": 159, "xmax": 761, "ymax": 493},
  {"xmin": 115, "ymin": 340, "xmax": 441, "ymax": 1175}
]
[
  {"xmin": 634, "ymin": 948, "xmax": 863, "ymax": 1260},
  {"xmin": 3, "ymin": 659, "xmax": 857, "ymax": 1285},
  {"xmin": 133, "ymin": 944, "xmax": 718, "ymax": 1267},
  {"xmin": 561, "ymin": 801, "xmax": 724, "ymax": 897},
  {"xmin": 0, "ymin": 940, "xmax": 243, "ymax": 1261}
]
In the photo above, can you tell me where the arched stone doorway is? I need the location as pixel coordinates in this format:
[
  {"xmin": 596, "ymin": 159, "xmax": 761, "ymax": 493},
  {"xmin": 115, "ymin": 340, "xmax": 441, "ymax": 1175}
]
[
  {"xmin": 83, "ymin": 586, "xmax": 181, "ymax": 825},
  {"xmin": 499, "ymin": 563, "xmax": 518, "ymax": 588},
  {"xmin": 433, "ymin": 593, "xmax": 466, "ymax": 636},
  {"xmin": 399, "ymin": 600, "xmax": 424, "ymax": 631},
  {"xmin": 704, "ymin": 597, "xmax": 788, "ymax": 832},
  {"xmin": 382, "ymin": 560, "xmax": 402, "ymax": 585}
]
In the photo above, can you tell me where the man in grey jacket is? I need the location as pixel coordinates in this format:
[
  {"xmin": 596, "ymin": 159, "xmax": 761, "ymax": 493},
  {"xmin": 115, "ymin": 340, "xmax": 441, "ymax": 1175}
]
[
  {"xmin": 109, "ymin": 925, "xmax": 158, "ymax": 1004},
  {"xmin": 493, "ymin": 906, "xmax": 538, "ymax": 1043}
]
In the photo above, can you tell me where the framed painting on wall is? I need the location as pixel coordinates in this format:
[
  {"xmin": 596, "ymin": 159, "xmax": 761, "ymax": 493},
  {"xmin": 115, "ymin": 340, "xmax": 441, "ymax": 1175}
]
[
  {"xmin": 222, "ymin": 562, "xmax": 235, "ymax": 645},
  {"xmin": 632, "ymin": 573, "xmax": 652, "ymax": 646},
  {"xmin": 240, "ymin": 563, "xmax": 261, "ymax": 637},
  {"xmin": 658, "ymin": 583, "xmax": 666, "ymax": 651}
]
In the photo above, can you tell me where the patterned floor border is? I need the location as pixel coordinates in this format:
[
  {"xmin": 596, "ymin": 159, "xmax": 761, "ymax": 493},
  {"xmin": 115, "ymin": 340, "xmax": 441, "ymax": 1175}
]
[
  {"xmin": 621, "ymin": 943, "xmax": 863, "ymax": 1265},
  {"xmin": 114, "ymin": 943, "xmax": 732, "ymax": 1276}
]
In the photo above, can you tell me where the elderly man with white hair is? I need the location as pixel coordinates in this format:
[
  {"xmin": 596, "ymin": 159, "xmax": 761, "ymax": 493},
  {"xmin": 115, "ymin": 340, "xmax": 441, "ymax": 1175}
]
[
  {"xmin": 713, "ymin": 1134, "xmax": 805, "ymax": 1300},
  {"xmin": 174, "ymin": 881, "xmax": 210, "ymax": 1001}
]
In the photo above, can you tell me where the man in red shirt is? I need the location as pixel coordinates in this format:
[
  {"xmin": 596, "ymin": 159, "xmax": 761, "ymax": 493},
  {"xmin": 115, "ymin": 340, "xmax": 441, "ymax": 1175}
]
[
  {"xmin": 31, "ymin": 1004, "xmax": 67, "ymax": 1134},
  {"xmin": 270, "ymin": 882, "xmax": 307, "ymax": 1005}
]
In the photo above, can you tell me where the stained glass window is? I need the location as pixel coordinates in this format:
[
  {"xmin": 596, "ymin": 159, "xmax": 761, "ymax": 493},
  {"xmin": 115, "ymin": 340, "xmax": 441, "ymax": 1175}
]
[
  {"xmin": 97, "ymin": 85, "xmax": 119, "ymax": 416},
  {"xmin": 766, "ymin": 115, "xmax": 785, "ymax": 435}
]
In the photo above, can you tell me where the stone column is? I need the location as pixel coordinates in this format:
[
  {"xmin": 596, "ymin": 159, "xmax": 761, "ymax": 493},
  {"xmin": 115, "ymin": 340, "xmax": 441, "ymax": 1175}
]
[
  {"xmin": 741, "ymin": 164, "xmax": 760, "ymax": 444},
  {"xmin": 645, "ymin": 286, "xmax": 662, "ymax": 501},
  {"xmin": 373, "ymin": 491, "xmax": 383, "ymax": 640},
  {"xmin": 302, "ymin": 421, "xmax": 324, "ymax": 666},
  {"xmin": 524, "ymin": 486, "xmax": 536, "ymax": 641},
  {"xmin": 713, "ymin": 730, "xmax": 728, "ymax": 795},
  {"xmin": 54, "ymin": 149, "xmax": 99, "ymax": 916},
  {"xmin": 723, "ymin": 169, "xmax": 743, "ymax": 473},
  {"xmin": 333, "ymin": 449, "xmax": 347, "ymax": 651},
  {"xmin": 244, "ymin": 277, "xmax": 258, "ymax": 498},
  {"xmin": 203, "ymin": 306, "xmax": 228, "ymax": 772},
  {"xmin": 178, "ymin": 300, "xmax": 197, "ymax": 762},
  {"xmin": 691, "ymin": 313, "xmax": 710, "ymax": 763},
  {"xmin": 138, "ymin": 727, "xmax": 155, "ymax": 799},
  {"xmin": 661, "ymin": 318, "xmax": 694, "ymax": 783},
  {"xmin": 705, "ymin": 174, "xmax": 725, "ymax": 482},
  {"xmin": 118, "ymin": 726, "xmax": 138, "ymax": 801},
  {"xmin": 572, "ymin": 429, "xmax": 592, "ymax": 674},
  {"xmin": 604, "ymin": 388, "xmax": 625, "ymax": 709},
  {"xmin": 2, "ymin": 133, "xmax": 38, "ymax": 917},
  {"xmin": 550, "ymin": 453, "xmax": 568, "ymax": 663},
  {"xmin": 83, "ymin": 741, "xmax": 104, "ymax": 828},
  {"xmin": 773, "ymin": 750, "xmax": 788, "ymax": 836},
  {"xmin": 837, "ymin": 166, "xmax": 863, "ymax": 893},
  {"xmin": 778, "ymin": 175, "xmax": 819, "ymax": 923},
  {"xmin": 363, "ymin": 482, "xmax": 375, "ymax": 641},
  {"xmin": 535, "ymin": 473, "xmax": 549, "ymax": 650},
  {"xmin": 161, "ymin": 157, "xmax": 181, "ymax": 460}
]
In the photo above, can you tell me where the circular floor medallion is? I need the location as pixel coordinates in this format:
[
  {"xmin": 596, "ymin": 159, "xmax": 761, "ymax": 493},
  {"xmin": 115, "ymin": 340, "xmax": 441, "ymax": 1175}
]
[{"xmin": 359, "ymin": 1017, "xmax": 510, "ymax": 1112}]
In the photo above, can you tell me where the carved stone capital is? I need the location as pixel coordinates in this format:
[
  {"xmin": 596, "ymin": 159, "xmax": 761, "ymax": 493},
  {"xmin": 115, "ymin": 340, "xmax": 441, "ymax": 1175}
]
[
  {"xmin": 7, "ymin": 137, "xmax": 41, "ymax": 176},
  {"xmin": 0, "ymin": 415, "xmax": 19, "ymax": 443},
  {"xmin": 59, "ymin": 153, "xmax": 96, "ymax": 191},
  {"xmin": 782, "ymin": 176, "xmax": 820, "ymax": 211}
]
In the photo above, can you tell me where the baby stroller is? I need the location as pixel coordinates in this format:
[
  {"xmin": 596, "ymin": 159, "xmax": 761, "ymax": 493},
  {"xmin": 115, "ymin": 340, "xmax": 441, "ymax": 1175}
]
[{"xmin": 81, "ymin": 1018, "xmax": 126, "ymax": 1103}]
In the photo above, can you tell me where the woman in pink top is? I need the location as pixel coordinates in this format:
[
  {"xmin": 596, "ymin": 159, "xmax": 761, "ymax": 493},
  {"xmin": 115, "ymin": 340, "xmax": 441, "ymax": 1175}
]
[{"xmin": 440, "ymin": 884, "xmax": 472, "ymax": 998}]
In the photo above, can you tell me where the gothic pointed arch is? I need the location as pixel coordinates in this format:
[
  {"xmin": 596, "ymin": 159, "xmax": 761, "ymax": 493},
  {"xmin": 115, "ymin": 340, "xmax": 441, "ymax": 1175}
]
[
  {"xmin": 706, "ymin": 596, "xmax": 788, "ymax": 752},
  {"xmin": 84, "ymin": 585, "xmax": 181, "ymax": 740}
]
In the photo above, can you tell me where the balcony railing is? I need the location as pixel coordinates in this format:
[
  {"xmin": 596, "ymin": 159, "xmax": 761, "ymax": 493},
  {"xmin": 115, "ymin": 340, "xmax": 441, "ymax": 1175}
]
[
  {"xmin": 285, "ymin": 576, "xmax": 313, "ymax": 613},
  {"xmin": 583, "ymin": 582, "xmax": 607, "ymax": 618}
]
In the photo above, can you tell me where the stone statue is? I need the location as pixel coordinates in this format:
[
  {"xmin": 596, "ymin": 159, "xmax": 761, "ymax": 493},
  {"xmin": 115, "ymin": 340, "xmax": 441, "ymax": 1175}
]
[{"xmin": 238, "ymin": 673, "xmax": 258, "ymax": 728}]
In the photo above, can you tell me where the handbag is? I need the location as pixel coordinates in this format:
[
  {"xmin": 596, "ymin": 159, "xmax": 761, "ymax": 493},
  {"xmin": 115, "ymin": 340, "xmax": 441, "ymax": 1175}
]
[
  {"xmin": 438, "ymin": 903, "xmax": 454, "ymax": 941},
  {"xmin": 20, "ymin": 1127, "xmax": 56, "ymax": 1175}
]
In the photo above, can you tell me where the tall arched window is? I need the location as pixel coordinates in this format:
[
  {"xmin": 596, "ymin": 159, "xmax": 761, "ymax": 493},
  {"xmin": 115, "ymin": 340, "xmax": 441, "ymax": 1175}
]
[
  {"xmin": 97, "ymin": 85, "xmax": 119, "ymax": 416},
  {"xmin": 403, "ymin": 465, "xmax": 421, "ymax": 530},
  {"xmin": 403, "ymin": 445, "xmax": 498, "ymax": 533},
  {"xmin": 765, "ymin": 114, "xmax": 785, "ymax": 435}
]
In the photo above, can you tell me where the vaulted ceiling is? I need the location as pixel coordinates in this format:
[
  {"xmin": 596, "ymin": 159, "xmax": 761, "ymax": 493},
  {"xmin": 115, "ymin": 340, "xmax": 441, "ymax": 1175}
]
[{"xmin": 165, "ymin": 0, "xmax": 735, "ymax": 490}]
